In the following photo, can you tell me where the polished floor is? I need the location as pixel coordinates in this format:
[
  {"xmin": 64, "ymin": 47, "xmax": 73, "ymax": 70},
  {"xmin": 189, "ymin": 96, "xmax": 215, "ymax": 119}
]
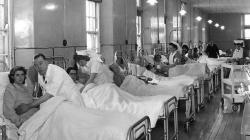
[{"xmin": 151, "ymin": 90, "xmax": 243, "ymax": 140}]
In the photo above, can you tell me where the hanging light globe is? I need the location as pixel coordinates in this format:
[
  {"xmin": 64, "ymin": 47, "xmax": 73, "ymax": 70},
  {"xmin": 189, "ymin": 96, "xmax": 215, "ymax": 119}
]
[
  {"xmin": 208, "ymin": 19, "xmax": 213, "ymax": 24},
  {"xmin": 196, "ymin": 16, "xmax": 202, "ymax": 21},
  {"xmin": 215, "ymin": 23, "xmax": 219, "ymax": 28},
  {"xmin": 220, "ymin": 25, "xmax": 225, "ymax": 30}
]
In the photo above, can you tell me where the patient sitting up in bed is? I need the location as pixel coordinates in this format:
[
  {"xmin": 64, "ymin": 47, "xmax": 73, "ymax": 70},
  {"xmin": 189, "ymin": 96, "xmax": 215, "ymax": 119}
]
[
  {"xmin": 3, "ymin": 66, "xmax": 38, "ymax": 127},
  {"xmin": 66, "ymin": 67, "xmax": 85, "ymax": 92}
]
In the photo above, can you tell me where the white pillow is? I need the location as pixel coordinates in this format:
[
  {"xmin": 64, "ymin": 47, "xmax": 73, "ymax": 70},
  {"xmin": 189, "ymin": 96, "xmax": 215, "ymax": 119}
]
[
  {"xmin": 0, "ymin": 72, "xmax": 10, "ymax": 116},
  {"xmin": 0, "ymin": 72, "xmax": 10, "ymax": 88}
]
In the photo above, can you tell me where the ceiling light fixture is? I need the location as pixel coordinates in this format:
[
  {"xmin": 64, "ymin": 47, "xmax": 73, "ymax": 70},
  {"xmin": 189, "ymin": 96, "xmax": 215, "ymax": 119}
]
[
  {"xmin": 179, "ymin": 2, "xmax": 187, "ymax": 16},
  {"xmin": 208, "ymin": 19, "xmax": 213, "ymax": 24},
  {"xmin": 215, "ymin": 23, "xmax": 219, "ymax": 28},
  {"xmin": 196, "ymin": 16, "xmax": 202, "ymax": 21},
  {"xmin": 44, "ymin": 3, "xmax": 58, "ymax": 11},
  {"xmin": 220, "ymin": 25, "xmax": 225, "ymax": 30}
]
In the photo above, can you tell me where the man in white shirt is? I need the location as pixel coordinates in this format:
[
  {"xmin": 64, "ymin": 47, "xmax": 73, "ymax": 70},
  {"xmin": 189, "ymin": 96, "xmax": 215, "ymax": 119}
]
[{"xmin": 16, "ymin": 53, "xmax": 84, "ymax": 114}]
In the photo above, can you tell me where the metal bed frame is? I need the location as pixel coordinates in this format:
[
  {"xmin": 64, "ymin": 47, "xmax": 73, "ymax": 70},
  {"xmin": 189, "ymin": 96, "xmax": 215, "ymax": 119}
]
[
  {"xmin": 127, "ymin": 75, "xmax": 179, "ymax": 140},
  {"xmin": 193, "ymin": 78, "xmax": 205, "ymax": 112},
  {"xmin": 127, "ymin": 61, "xmax": 194, "ymax": 134},
  {"xmin": 159, "ymin": 96, "xmax": 178, "ymax": 140},
  {"xmin": 179, "ymin": 85, "xmax": 196, "ymax": 132},
  {"xmin": 127, "ymin": 116, "xmax": 151, "ymax": 140}
]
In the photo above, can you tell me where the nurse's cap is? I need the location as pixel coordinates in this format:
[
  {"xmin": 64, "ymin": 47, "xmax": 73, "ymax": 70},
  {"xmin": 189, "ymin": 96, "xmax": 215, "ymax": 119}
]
[
  {"xmin": 169, "ymin": 41, "xmax": 181, "ymax": 52},
  {"xmin": 234, "ymin": 39, "xmax": 244, "ymax": 46},
  {"xmin": 73, "ymin": 54, "xmax": 90, "ymax": 62},
  {"xmin": 76, "ymin": 50, "xmax": 88, "ymax": 56},
  {"xmin": 169, "ymin": 41, "xmax": 179, "ymax": 48}
]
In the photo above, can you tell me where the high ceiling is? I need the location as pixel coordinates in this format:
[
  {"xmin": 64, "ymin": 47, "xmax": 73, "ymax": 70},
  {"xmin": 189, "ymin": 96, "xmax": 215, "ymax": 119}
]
[{"xmin": 191, "ymin": 0, "xmax": 250, "ymax": 13}]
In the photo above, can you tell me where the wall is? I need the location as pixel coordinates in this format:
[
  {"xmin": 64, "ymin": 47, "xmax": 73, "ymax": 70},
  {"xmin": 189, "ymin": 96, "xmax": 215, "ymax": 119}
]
[
  {"xmin": 100, "ymin": 0, "xmax": 114, "ymax": 64},
  {"xmin": 14, "ymin": 0, "xmax": 34, "ymax": 67},
  {"xmin": 14, "ymin": 0, "xmax": 86, "ymax": 67},
  {"xmin": 141, "ymin": 0, "xmax": 208, "ymax": 53},
  {"xmin": 100, "ymin": 0, "xmax": 136, "ymax": 64},
  {"xmin": 208, "ymin": 13, "xmax": 242, "ymax": 51}
]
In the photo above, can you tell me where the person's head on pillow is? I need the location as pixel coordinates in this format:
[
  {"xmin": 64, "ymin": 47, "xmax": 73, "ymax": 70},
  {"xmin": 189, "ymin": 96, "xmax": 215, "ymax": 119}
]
[
  {"xmin": 66, "ymin": 67, "xmax": 78, "ymax": 82},
  {"xmin": 153, "ymin": 54, "xmax": 162, "ymax": 63},
  {"xmin": 9, "ymin": 66, "xmax": 27, "ymax": 85}
]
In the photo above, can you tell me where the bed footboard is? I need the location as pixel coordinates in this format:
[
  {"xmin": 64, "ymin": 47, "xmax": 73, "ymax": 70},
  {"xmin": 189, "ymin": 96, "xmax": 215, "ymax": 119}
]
[
  {"xmin": 127, "ymin": 116, "xmax": 151, "ymax": 140},
  {"xmin": 160, "ymin": 96, "xmax": 178, "ymax": 140},
  {"xmin": 179, "ymin": 85, "xmax": 196, "ymax": 132},
  {"xmin": 194, "ymin": 79, "xmax": 205, "ymax": 112}
]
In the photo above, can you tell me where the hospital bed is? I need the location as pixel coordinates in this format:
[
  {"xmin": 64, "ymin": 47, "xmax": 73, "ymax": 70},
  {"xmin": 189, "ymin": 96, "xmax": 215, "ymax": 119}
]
[
  {"xmin": 0, "ymin": 72, "xmax": 153, "ymax": 140},
  {"xmin": 109, "ymin": 63, "xmax": 178, "ymax": 139},
  {"xmin": 123, "ymin": 63, "xmax": 194, "ymax": 133}
]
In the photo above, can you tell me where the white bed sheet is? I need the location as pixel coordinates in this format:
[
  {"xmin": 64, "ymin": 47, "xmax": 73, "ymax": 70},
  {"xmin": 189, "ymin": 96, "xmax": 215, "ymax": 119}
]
[
  {"xmin": 169, "ymin": 63, "xmax": 210, "ymax": 78},
  {"xmin": 19, "ymin": 96, "xmax": 138, "ymax": 140},
  {"xmin": 198, "ymin": 56, "xmax": 224, "ymax": 71},
  {"xmin": 120, "ymin": 75, "xmax": 187, "ymax": 99},
  {"xmin": 143, "ymin": 70, "xmax": 198, "ymax": 86},
  {"xmin": 82, "ymin": 83, "xmax": 172, "ymax": 127}
]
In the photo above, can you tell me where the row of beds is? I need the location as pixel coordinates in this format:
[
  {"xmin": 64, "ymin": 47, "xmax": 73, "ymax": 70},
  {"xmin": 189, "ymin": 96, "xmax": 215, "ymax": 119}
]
[{"xmin": 0, "ymin": 55, "xmax": 222, "ymax": 140}]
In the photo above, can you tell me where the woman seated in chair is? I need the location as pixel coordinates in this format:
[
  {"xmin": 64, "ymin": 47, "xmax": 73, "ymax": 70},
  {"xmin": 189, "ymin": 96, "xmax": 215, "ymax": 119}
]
[{"xmin": 3, "ymin": 66, "xmax": 38, "ymax": 127}]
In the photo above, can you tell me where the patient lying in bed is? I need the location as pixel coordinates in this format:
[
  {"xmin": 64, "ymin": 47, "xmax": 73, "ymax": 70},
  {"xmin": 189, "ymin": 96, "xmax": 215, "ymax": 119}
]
[
  {"xmin": 68, "ymin": 69, "xmax": 173, "ymax": 127},
  {"xmin": 3, "ymin": 66, "xmax": 38, "ymax": 127}
]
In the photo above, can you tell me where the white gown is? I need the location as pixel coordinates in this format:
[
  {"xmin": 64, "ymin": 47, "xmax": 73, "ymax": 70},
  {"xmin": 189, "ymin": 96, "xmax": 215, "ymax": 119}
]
[{"xmin": 80, "ymin": 59, "xmax": 113, "ymax": 85}]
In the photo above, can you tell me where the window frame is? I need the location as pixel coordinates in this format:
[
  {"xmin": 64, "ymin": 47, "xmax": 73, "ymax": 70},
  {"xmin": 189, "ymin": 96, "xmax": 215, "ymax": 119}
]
[
  {"xmin": 86, "ymin": 0, "xmax": 100, "ymax": 52},
  {"xmin": 243, "ymin": 14, "xmax": 250, "ymax": 39}
]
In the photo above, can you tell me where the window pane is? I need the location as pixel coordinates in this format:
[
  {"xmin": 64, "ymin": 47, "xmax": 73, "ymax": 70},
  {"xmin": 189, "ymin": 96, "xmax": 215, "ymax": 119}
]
[
  {"xmin": 86, "ymin": 1, "xmax": 99, "ymax": 52},
  {"xmin": 136, "ymin": 0, "xmax": 140, "ymax": 7},
  {"xmin": 245, "ymin": 29, "xmax": 250, "ymax": 39},
  {"xmin": 245, "ymin": 14, "xmax": 250, "ymax": 26},
  {"xmin": 0, "ymin": 6, "xmax": 3, "ymax": 28}
]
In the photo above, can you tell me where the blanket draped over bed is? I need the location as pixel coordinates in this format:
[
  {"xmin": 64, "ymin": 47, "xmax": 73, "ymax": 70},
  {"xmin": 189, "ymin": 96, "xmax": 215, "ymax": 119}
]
[
  {"xmin": 120, "ymin": 75, "xmax": 187, "ymax": 99},
  {"xmin": 18, "ymin": 96, "xmax": 138, "ymax": 140},
  {"xmin": 169, "ymin": 63, "xmax": 210, "ymax": 78},
  {"xmin": 143, "ymin": 70, "xmax": 197, "ymax": 86},
  {"xmin": 82, "ymin": 83, "xmax": 172, "ymax": 127}
]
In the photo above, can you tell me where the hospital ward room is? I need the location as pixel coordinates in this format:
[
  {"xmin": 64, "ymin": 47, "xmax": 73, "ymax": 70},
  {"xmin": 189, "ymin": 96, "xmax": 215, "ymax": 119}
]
[{"xmin": 1, "ymin": 0, "xmax": 250, "ymax": 140}]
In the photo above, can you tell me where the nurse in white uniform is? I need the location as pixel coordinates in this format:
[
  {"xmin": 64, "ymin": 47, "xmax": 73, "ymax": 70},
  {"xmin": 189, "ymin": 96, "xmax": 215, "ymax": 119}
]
[
  {"xmin": 233, "ymin": 40, "xmax": 244, "ymax": 58},
  {"xmin": 74, "ymin": 52, "xmax": 113, "ymax": 86}
]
